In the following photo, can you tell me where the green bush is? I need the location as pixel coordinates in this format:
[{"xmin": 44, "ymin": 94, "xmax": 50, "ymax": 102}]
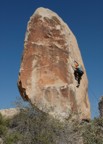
[
  {"xmin": 0, "ymin": 114, "xmax": 9, "ymax": 136},
  {"xmin": 0, "ymin": 125, "xmax": 7, "ymax": 135},
  {"xmin": 0, "ymin": 113, "xmax": 22, "ymax": 143},
  {"xmin": 0, "ymin": 113, "xmax": 10, "ymax": 126},
  {"xmin": 4, "ymin": 132, "xmax": 22, "ymax": 144}
]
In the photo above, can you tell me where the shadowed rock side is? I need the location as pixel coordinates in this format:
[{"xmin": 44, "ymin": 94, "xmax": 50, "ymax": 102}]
[
  {"xmin": 18, "ymin": 7, "xmax": 90, "ymax": 121},
  {"xmin": 99, "ymin": 96, "xmax": 103, "ymax": 117}
]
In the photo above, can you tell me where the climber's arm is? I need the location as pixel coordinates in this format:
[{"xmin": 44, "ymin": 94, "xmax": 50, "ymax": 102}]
[{"xmin": 72, "ymin": 65, "xmax": 76, "ymax": 70}]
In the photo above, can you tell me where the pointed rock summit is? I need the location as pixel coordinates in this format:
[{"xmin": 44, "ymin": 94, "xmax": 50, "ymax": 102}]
[{"xmin": 18, "ymin": 7, "xmax": 90, "ymax": 120}]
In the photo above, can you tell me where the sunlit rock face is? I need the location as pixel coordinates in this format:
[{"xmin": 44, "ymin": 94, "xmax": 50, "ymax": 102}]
[
  {"xmin": 18, "ymin": 7, "xmax": 90, "ymax": 121},
  {"xmin": 0, "ymin": 108, "xmax": 20, "ymax": 119}
]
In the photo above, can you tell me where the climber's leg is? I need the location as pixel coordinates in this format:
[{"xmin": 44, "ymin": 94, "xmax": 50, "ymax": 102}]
[
  {"xmin": 74, "ymin": 70, "xmax": 78, "ymax": 80},
  {"xmin": 76, "ymin": 74, "xmax": 81, "ymax": 88}
]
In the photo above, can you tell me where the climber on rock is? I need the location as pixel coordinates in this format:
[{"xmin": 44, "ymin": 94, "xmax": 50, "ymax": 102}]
[{"xmin": 72, "ymin": 61, "xmax": 84, "ymax": 88}]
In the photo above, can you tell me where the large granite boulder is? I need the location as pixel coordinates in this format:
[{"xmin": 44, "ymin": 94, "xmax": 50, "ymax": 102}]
[{"xmin": 18, "ymin": 7, "xmax": 90, "ymax": 121}]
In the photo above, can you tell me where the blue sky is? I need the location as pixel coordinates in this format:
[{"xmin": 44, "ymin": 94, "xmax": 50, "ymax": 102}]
[{"xmin": 0, "ymin": 0, "xmax": 103, "ymax": 118}]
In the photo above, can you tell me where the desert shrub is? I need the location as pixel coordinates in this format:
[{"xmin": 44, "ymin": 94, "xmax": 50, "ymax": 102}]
[
  {"xmin": 0, "ymin": 114, "xmax": 9, "ymax": 136},
  {"xmin": 0, "ymin": 112, "xmax": 22, "ymax": 143},
  {"xmin": 0, "ymin": 125, "xmax": 7, "ymax": 135},
  {"xmin": 82, "ymin": 118, "xmax": 103, "ymax": 144},
  {"xmin": 7, "ymin": 105, "xmax": 82, "ymax": 144},
  {"xmin": 4, "ymin": 132, "xmax": 22, "ymax": 144},
  {"xmin": 0, "ymin": 113, "xmax": 9, "ymax": 126}
]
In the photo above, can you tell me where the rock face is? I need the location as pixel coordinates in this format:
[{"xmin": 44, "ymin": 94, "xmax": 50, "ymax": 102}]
[
  {"xmin": 0, "ymin": 108, "xmax": 20, "ymax": 119},
  {"xmin": 18, "ymin": 7, "xmax": 90, "ymax": 120},
  {"xmin": 99, "ymin": 96, "xmax": 103, "ymax": 117}
]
